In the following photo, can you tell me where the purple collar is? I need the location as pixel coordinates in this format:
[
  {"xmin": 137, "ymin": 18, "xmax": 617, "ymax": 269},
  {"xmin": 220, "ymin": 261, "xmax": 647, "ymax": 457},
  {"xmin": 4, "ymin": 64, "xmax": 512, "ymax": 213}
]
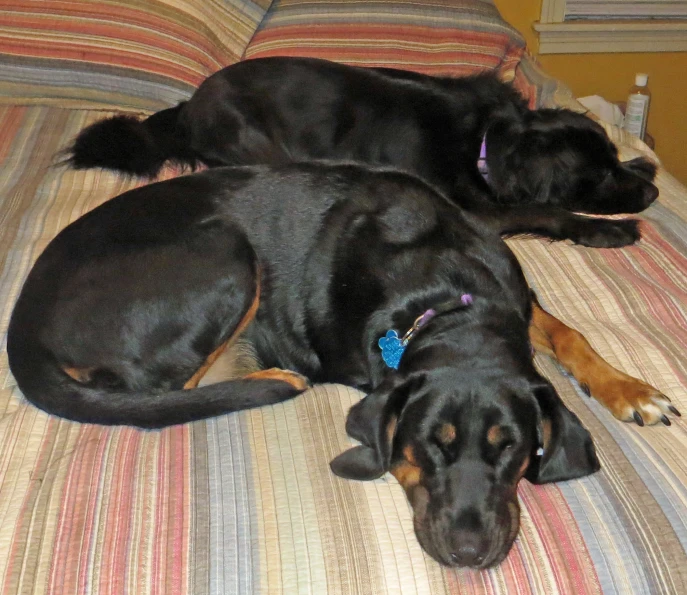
[
  {"xmin": 378, "ymin": 294, "xmax": 474, "ymax": 369},
  {"xmin": 477, "ymin": 133, "xmax": 489, "ymax": 183}
]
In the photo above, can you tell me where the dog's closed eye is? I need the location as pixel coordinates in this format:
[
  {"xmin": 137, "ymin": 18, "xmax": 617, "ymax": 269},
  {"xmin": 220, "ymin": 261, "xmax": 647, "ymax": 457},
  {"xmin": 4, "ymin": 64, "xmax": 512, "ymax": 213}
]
[{"xmin": 487, "ymin": 425, "xmax": 516, "ymax": 455}]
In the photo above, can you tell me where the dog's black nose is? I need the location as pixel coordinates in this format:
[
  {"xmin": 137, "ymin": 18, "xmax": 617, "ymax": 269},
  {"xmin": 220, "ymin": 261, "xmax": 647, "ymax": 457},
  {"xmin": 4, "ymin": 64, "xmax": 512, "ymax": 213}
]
[
  {"xmin": 449, "ymin": 528, "xmax": 488, "ymax": 567},
  {"xmin": 450, "ymin": 544, "xmax": 485, "ymax": 567},
  {"xmin": 644, "ymin": 183, "xmax": 659, "ymax": 206}
]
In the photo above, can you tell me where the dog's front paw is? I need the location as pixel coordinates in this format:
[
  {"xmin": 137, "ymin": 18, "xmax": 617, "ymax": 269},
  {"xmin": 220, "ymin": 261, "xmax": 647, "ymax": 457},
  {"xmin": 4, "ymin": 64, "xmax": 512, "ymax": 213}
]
[
  {"xmin": 568, "ymin": 218, "xmax": 640, "ymax": 248},
  {"xmin": 581, "ymin": 374, "xmax": 680, "ymax": 426}
]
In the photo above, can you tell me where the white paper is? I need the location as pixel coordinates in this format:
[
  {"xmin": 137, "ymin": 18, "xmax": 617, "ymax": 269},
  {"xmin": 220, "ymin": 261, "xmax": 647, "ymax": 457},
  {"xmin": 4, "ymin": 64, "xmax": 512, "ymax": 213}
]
[{"xmin": 577, "ymin": 95, "xmax": 625, "ymax": 127}]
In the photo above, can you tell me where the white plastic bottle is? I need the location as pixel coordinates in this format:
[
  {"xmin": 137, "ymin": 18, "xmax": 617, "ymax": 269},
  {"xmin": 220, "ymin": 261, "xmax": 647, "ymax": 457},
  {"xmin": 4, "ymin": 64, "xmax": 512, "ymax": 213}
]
[{"xmin": 623, "ymin": 73, "xmax": 651, "ymax": 141}]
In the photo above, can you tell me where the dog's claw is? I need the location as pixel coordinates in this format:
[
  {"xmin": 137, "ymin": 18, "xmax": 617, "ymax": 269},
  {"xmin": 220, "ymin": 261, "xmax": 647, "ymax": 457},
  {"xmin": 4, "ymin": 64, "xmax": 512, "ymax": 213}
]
[
  {"xmin": 661, "ymin": 415, "xmax": 671, "ymax": 426},
  {"xmin": 590, "ymin": 374, "xmax": 676, "ymax": 426}
]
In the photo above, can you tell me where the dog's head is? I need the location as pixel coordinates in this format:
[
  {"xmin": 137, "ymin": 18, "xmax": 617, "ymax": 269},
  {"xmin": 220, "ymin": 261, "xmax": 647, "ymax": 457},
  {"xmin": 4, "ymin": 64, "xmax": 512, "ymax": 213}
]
[
  {"xmin": 330, "ymin": 341, "xmax": 599, "ymax": 568},
  {"xmin": 486, "ymin": 108, "xmax": 658, "ymax": 214}
]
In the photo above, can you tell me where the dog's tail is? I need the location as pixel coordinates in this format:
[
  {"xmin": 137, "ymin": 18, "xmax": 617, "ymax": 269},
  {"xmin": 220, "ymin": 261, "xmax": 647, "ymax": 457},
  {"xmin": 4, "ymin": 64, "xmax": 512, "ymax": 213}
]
[
  {"xmin": 66, "ymin": 103, "xmax": 198, "ymax": 178},
  {"xmin": 9, "ymin": 341, "xmax": 307, "ymax": 428}
]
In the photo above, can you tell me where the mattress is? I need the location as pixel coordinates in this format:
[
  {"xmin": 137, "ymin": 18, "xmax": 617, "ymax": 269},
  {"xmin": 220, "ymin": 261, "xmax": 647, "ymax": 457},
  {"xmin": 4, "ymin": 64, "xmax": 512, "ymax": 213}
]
[{"xmin": 1, "ymin": 92, "xmax": 687, "ymax": 594}]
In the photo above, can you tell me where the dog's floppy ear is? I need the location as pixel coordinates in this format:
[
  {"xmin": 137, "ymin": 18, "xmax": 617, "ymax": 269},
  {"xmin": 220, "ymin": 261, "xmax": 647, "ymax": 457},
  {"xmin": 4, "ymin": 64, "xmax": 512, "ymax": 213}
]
[
  {"xmin": 328, "ymin": 445, "xmax": 386, "ymax": 481},
  {"xmin": 330, "ymin": 377, "xmax": 411, "ymax": 481},
  {"xmin": 525, "ymin": 380, "xmax": 601, "ymax": 485},
  {"xmin": 483, "ymin": 107, "xmax": 529, "ymax": 197}
]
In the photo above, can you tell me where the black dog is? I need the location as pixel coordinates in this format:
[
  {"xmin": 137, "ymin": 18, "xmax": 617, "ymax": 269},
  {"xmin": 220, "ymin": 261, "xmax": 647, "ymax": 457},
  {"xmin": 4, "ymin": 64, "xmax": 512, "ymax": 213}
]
[
  {"xmin": 9, "ymin": 162, "xmax": 605, "ymax": 568},
  {"xmin": 68, "ymin": 56, "xmax": 658, "ymax": 224}
]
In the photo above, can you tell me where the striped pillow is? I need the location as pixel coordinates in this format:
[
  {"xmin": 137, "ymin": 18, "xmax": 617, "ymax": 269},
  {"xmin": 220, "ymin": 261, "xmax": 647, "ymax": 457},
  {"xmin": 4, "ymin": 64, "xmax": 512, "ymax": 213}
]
[
  {"xmin": 245, "ymin": 0, "xmax": 526, "ymax": 79},
  {"xmin": 0, "ymin": 0, "xmax": 274, "ymax": 111}
]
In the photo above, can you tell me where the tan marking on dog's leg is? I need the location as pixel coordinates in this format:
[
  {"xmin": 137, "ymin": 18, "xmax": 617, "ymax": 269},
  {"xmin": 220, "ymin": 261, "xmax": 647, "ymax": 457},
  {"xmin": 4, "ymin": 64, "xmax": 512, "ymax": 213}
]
[
  {"xmin": 528, "ymin": 324, "xmax": 554, "ymax": 358},
  {"xmin": 243, "ymin": 368, "xmax": 310, "ymax": 391},
  {"xmin": 199, "ymin": 340, "xmax": 261, "ymax": 386},
  {"xmin": 184, "ymin": 270, "xmax": 261, "ymax": 390},
  {"xmin": 184, "ymin": 338, "xmax": 231, "ymax": 389},
  {"xmin": 62, "ymin": 366, "xmax": 95, "ymax": 383},
  {"xmin": 530, "ymin": 300, "xmax": 674, "ymax": 425}
]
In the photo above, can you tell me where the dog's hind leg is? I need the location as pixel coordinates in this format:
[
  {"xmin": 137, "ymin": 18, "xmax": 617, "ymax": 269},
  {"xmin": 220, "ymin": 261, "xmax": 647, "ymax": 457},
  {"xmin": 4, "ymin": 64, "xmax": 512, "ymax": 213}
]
[
  {"xmin": 529, "ymin": 299, "xmax": 679, "ymax": 426},
  {"xmin": 184, "ymin": 269, "xmax": 262, "ymax": 389},
  {"xmin": 183, "ymin": 270, "xmax": 310, "ymax": 403}
]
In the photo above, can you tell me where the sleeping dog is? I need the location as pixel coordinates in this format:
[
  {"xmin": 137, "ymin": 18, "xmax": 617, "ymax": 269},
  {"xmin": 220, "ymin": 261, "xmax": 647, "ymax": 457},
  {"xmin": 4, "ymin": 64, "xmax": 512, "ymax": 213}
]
[
  {"xmin": 7, "ymin": 162, "xmax": 677, "ymax": 568},
  {"xmin": 68, "ymin": 56, "xmax": 659, "ymax": 224}
]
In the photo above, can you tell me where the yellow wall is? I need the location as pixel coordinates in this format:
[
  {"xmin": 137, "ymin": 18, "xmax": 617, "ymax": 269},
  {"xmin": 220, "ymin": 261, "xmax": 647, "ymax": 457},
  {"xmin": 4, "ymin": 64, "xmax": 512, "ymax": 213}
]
[{"xmin": 495, "ymin": 0, "xmax": 687, "ymax": 185}]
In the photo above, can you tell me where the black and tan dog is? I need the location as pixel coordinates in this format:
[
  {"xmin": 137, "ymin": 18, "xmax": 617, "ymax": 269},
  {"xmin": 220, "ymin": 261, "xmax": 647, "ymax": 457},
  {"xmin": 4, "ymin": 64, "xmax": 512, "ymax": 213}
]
[
  {"xmin": 68, "ymin": 56, "xmax": 658, "ymax": 226},
  {"xmin": 8, "ymin": 162, "xmax": 677, "ymax": 568}
]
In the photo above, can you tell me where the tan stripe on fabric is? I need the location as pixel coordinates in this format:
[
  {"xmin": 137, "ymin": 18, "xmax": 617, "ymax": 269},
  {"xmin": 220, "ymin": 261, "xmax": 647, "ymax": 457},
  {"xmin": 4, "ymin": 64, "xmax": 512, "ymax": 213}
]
[
  {"xmin": 0, "ymin": 409, "xmax": 71, "ymax": 594},
  {"xmin": 245, "ymin": 384, "xmax": 447, "ymax": 595},
  {"xmin": 247, "ymin": 401, "xmax": 326, "ymax": 593},
  {"xmin": 191, "ymin": 423, "xmax": 211, "ymax": 595},
  {"xmin": 295, "ymin": 385, "xmax": 387, "ymax": 595},
  {"xmin": 247, "ymin": 407, "xmax": 282, "ymax": 593}
]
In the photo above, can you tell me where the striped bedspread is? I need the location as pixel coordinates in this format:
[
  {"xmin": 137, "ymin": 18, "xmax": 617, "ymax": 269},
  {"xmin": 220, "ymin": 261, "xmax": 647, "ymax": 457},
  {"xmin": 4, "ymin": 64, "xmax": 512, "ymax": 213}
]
[{"xmin": 1, "ymin": 1, "xmax": 686, "ymax": 594}]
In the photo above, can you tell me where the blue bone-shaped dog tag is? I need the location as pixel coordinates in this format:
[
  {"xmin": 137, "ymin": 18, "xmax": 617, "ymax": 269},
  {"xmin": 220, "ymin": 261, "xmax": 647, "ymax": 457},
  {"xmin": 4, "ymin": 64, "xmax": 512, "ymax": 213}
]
[
  {"xmin": 378, "ymin": 330, "xmax": 406, "ymax": 370},
  {"xmin": 379, "ymin": 296, "xmax": 473, "ymax": 370}
]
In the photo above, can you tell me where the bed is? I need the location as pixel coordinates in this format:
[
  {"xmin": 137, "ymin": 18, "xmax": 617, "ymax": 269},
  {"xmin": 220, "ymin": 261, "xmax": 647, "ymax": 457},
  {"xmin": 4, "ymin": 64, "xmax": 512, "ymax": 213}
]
[{"xmin": 1, "ymin": 1, "xmax": 686, "ymax": 593}]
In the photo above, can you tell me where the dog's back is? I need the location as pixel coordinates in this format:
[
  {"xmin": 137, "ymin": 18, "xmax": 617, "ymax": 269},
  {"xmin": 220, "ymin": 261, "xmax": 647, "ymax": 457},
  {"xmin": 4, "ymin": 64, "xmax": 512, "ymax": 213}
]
[
  {"xmin": 66, "ymin": 56, "xmax": 657, "ymax": 216},
  {"xmin": 68, "ymin": 57, "xmax": 522, "ymax": 189},
  {"xmin": 9, "ymin": 162, "xmax": 520, "ymax": 426}
]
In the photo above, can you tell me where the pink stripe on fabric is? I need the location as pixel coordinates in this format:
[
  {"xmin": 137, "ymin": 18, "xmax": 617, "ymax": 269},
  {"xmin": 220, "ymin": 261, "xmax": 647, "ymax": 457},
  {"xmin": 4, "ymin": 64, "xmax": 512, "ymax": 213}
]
[
  {"xmin": 520, "ymin": 483, "xmax": 601, "ymax": 594},
  {"xmin": 0, "ymin": 106, "xmax": 27, "ymax": 163},
  {"xmin": 246, "ymin": 23, "xmax": 522, "ymax": 75},
  {"xmin": 101, "ymin": 429, "xmax": 141, "ymax": 594},
  {"xmin": 45, "ymin": 425, "xmax": 192, "ymax": 594},
  {"xmin": 177, "ymin": 429, "xmax": 191, "ymax": 595},
  {"xmin": 151, "ymin": 427, "xmax": 190, "ymax": 595},
  {"xmin": 612, "ymin": 226, "xmax": 687, "ymax": 304},
  {"xmin": 589, "ymin": 229, "xmax": 687, "ymax": 360},
  {"xmin": 503, "ymin": 536, "xmax": 537, "ymax": 593},
  {"xmin": 49, "ymin": 426, "xmax": 110, "ymax": 594}
]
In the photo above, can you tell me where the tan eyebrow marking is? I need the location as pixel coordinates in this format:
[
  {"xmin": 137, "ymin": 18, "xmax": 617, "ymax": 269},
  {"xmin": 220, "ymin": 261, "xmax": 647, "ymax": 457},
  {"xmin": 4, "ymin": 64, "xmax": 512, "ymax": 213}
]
[
  {"xmin": 487, "ymin": 425, "xmax": 504, "ymax": 446},
  {"xmin": 436, "ymin": 423, "xmax": 456, "ymax": 445}
]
